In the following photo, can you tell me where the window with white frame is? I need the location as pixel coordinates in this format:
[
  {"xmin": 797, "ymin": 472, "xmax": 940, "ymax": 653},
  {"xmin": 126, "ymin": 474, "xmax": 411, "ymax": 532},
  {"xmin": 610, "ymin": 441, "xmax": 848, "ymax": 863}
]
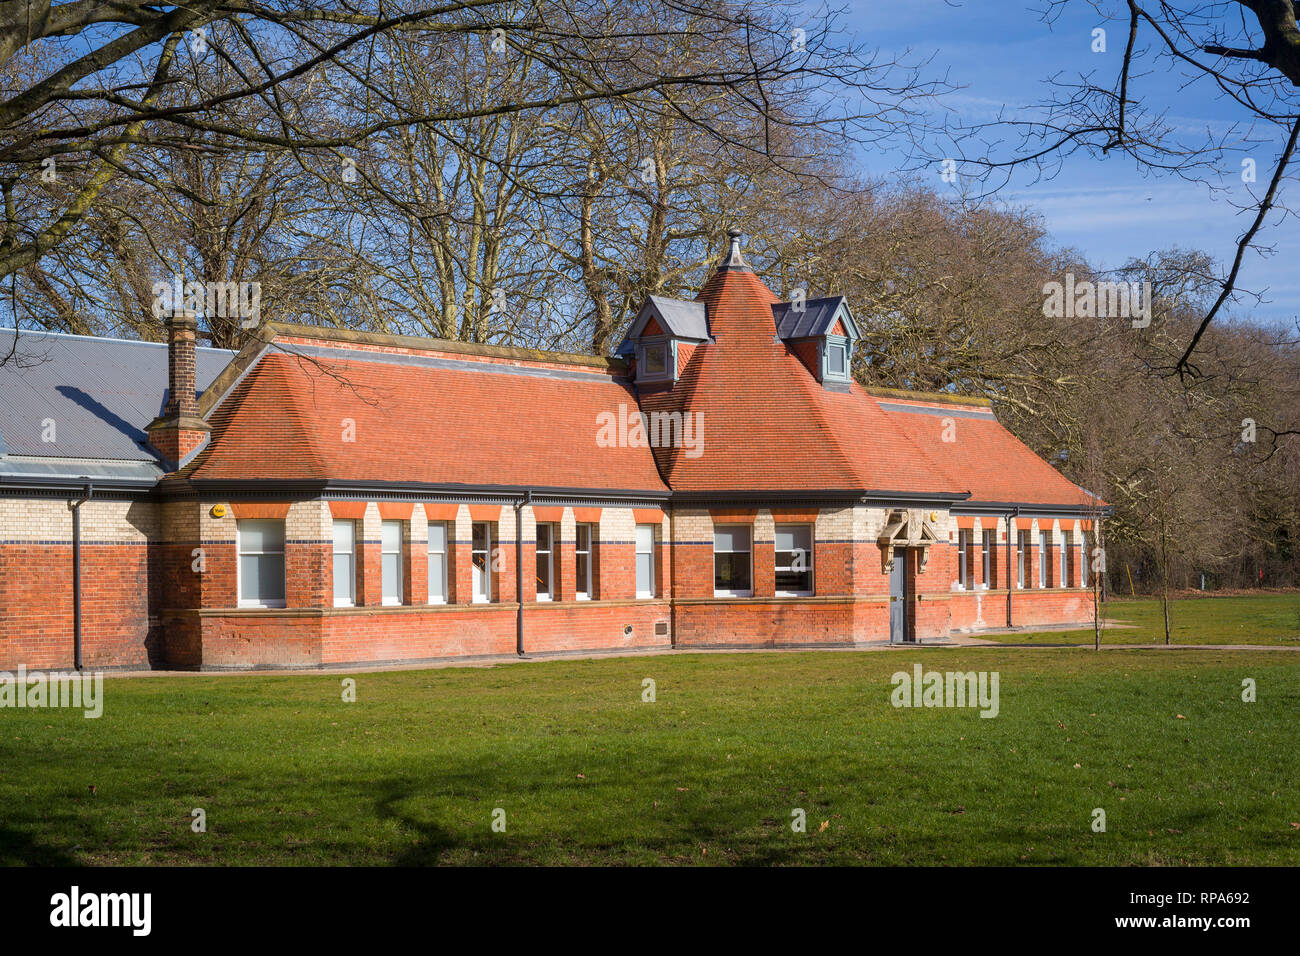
[
  {"xmin": 1081, "ymin": 531, "xmax": 1090, "ymax": 588},
  {"xmin": 956, "ymin": 529, "xmax": 970, "ymax": 589},
  {"xmin": 635, "ymin": 524, "xmax": 655, "ymax": 598},
  {"xmin": 713, "ymin": 525, "xmax": 752, "ymax": 596},
  {"xmin": 774, "ymin": 524, "xmax": 813, "ymax": 595},
  {"xmin": 826, "ymin": 343, "xmax": 847, "ymax": 377},
  {"xmin": 576, "ymin": 523, "xmax": 594, "ymax": 600},
  {"xmin": 472, "ymin": 522, "xmax": 492, "ymax": 603},
  {"xmin": 237, "ymin": 518, "xmax": 286, "ymax": 608},
  {"xmin": 332, "ymin": 519, "xmax": 355, "ymax": 607},
  {"xmin": 1038, "ymin": 531, "xmax": 1048, "ymax": 588},
  {"xmin": 427, "ymin": 521, "xmax": 448, "ymax": 604},
  {"xmin": 1060, "ymin": 531, "xmax": 1071, "ymax": 588},
  {"xmin": 381, "ymin": 519, "xmax": 403, "ymax": 605},
  {"xmin": 535, "ymin": 522, "xmax": 555, "ymax": 601},
  {"xmin": 981, "ymin": 530, "xmax": 992, "ymax": 588},
  {"xmin": 1016, "ymin": 531, "xmax": 1027, "ymax": 589}
]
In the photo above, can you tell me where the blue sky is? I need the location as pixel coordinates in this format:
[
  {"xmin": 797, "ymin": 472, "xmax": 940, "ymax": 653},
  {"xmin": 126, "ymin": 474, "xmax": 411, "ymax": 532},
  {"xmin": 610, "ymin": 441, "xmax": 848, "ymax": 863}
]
[{"xmin": 825, "ymin": 0, "xmax": 1299, "ymax": 324}]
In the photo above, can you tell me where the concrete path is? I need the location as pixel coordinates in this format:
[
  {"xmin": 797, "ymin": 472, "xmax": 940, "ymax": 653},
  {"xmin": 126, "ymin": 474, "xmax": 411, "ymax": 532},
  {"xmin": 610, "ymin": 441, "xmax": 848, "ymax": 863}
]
[{"xmin": 80, "ymin": 634, "xmax": 1300, "ymax": 679}]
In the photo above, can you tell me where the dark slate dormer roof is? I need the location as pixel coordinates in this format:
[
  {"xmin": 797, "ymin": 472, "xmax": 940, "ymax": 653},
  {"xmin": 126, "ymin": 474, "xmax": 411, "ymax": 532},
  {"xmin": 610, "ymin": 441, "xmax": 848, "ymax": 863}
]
[
  {"xmin": 771, "ymin": 295, "xmax": 858, "ymax": 340},
  {"xmin": 641, "ymin": 296, "xmax": 709, "ymax": 340},
  {"xmin": 615, "ymin": 295, "xmax": 710, "ymax": 356}
]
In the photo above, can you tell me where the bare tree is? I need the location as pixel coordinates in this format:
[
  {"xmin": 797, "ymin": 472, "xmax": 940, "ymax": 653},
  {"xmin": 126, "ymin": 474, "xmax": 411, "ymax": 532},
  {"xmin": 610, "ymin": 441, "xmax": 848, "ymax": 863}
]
[
  {"xmin": 1, "ymin": 0, "xmax": 942, "ymax": 353},
  {"xmin": 938, "ymin": 0, "xmax": 1300, "ymax": 378}
]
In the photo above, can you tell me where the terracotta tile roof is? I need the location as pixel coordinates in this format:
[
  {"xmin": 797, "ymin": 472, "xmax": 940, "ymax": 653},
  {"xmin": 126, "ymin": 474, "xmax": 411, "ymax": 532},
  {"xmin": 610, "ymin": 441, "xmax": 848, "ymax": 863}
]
[
  {"xmin": 190, "ymin": 345, "xmax": 669, "ymax": 493},
  {"xmin": 638, "ymin": 268, "xmax": 965, "ymax": 495},
  {"xmin": 876, "ymin": 394, "xmax": 1101, "ymax": 508},
  {"xmin": 182, "ymin": 260, "xmax": 1095, "ymax": 509}
]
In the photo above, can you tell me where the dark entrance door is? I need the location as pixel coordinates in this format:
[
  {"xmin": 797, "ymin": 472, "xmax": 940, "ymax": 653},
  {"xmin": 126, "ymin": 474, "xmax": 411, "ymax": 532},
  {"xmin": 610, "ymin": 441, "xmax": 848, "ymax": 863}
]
[{"xmin": 889, "ymin": 550, "xmax": 909, "ymax": 643}]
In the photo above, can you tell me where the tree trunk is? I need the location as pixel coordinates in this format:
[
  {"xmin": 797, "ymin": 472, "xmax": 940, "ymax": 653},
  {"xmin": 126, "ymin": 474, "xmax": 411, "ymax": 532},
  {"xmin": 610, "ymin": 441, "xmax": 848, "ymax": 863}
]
[{"xmin": 1161, "ymin": 534, "xmax": 1171, "ymax": 645}]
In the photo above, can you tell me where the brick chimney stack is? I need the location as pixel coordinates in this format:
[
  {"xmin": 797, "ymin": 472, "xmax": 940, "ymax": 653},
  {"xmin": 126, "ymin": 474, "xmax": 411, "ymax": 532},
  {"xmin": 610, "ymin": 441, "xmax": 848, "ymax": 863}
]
[
  {"xmin": 147, "ymin": 309, "xmax": 211, "ymax": 467},
  {"xmin": 165, "ymin": 309, "xmax": 200, "ymax": 418}
]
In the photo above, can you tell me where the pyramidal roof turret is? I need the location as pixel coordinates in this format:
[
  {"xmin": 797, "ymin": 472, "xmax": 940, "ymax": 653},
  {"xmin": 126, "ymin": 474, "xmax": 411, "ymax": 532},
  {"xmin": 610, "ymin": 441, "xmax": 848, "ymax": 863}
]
[{"xmin": 695, "ymin": 228, "xmax": 780, "ymax": 342}]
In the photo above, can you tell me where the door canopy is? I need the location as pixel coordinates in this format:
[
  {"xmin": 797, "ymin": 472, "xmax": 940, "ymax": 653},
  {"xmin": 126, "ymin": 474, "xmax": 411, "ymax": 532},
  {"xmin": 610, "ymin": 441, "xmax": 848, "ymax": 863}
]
[{"xmin": 878, "ymin": 508, "xmax": 940, "ymax": 573}]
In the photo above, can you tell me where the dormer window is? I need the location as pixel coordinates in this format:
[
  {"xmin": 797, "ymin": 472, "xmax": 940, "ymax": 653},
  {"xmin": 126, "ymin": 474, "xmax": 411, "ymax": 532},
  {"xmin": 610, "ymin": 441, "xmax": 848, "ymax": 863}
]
[
  {"xmin": 616, "ymin": 295, "xmax": 710, "ymax": 386},
  {"xmin": 642, "ymin": 342, "xmax": 667, "ymax": 376},
  {"xmin": 771, "ymin": 295, "xmax": 860, "ymax": 390},
  {"xmin": 827, "ymin": 342, "xmax": 847, "ymax": 377}
]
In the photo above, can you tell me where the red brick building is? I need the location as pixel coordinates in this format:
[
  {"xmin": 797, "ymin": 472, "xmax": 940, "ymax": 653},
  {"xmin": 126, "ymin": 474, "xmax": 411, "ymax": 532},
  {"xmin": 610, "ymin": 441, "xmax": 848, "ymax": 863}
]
[{"xmin": 0, "ymin": 234, "xmax": 1104, "ymax": 670}]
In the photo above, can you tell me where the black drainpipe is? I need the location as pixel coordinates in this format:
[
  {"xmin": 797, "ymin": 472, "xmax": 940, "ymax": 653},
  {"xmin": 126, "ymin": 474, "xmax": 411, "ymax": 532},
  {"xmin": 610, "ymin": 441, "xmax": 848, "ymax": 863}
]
[
  {"xmin": 514, "ymin": 490, "xmax": 532, "ymax": 656},
  {"xmin": 1006, "ymin": 507, "xmax": 1018, "ymax": 629},
  {"xmin": 69, "ymin": 479, "xmax": 93, "ymax": 671},
  {"xmin": 668, "ymin": 508, "xmax": 677, "ymax": 649}
]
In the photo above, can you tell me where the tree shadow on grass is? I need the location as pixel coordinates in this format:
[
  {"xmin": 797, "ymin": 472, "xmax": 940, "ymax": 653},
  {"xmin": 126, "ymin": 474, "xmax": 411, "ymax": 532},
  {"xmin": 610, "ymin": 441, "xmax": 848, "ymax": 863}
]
[
  {"xmin": 371, "ymin": 778, "xmax": 463, "ymax": 866},
  {"xmin": 367, "ymin": 765, "xmax": 832, "ymax": 866},
  {"xmin": 0, "ymin": 824, "xmax": 82, "ymax": 866}
]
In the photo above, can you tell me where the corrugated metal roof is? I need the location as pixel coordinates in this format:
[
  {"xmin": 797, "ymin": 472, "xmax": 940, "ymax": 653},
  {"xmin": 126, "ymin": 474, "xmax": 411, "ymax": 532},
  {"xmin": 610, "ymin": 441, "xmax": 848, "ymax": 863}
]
[
  {"xmin": 0, "ymin": 329, "xmax": 232, "ymax": 461},
  {"xmin": 771, "ymin": 296, "xmax": 850, "ymax": 339}
]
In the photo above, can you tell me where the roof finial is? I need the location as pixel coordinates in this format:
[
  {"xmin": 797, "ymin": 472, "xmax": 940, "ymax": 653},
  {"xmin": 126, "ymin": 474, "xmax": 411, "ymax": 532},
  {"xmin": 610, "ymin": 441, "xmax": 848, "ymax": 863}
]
[{"xmin": 720, "ymin": 226, "xmax": 748, "ymax": 270}]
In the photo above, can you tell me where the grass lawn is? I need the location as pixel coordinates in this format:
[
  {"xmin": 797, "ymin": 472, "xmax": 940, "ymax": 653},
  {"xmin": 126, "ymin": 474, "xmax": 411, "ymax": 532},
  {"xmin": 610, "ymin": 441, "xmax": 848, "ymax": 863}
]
[
  {"xmin": 982, "ymin": 592, "xmax": 1300, "ymax": 646},
  {"xmin": 2, "ymin": 644, "xmax": 1297, "ymax": 866}
]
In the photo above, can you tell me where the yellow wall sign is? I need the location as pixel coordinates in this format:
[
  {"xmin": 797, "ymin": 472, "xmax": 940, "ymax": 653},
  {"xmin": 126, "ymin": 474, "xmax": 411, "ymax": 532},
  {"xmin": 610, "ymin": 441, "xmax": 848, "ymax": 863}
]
[{"xmin": 210, "ymin": 504, "xmax": 228, "ymax": 518}]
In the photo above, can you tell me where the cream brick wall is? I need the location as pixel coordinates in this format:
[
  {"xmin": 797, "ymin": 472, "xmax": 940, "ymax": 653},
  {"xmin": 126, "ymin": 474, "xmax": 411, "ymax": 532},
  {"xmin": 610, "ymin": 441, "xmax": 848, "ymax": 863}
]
[
  {"xmin": 408, "ymin": 504, "xmax": 428, "ymax": 546},
  {"xmin": 362, "ymin": 502, "xmax": 381, "ymax": 543},
  {"xmin": 496, "ymin": 505, "xmax": 517, "ymax": 545},
  {"xmin": 287, "ymin": 499, "xmax": 331, "ymax": 540},
  {"xmin": 200, "ymin": 502, "xmax": 237, "ymax": 542},
  {"xmin": 814, "ymin": 505, "xmax": 854, "ymax": 540},
  {"xmin": 850, "ymin": 505, "xmax": 879, "ymax": 541},
  {"xmin": 601, "ymin": 506, "xmax": 636, "ymax": 542},
  {"xmin": 0, "ymin": 497, "xmax": 158, "ymax": 542},
  {"xmin": 161, "ymin": 499, "xmax": 200, "ymax": 540},
  {"xmin": 2, "ymin": 498, "xmax": 69, "ymax": 540},
  {"xmin": 669, "ymin": 508, "xmax": 710, "ymax": 542},
  {"xmin": 453, "ymin": 504, "xmax": 471, "ymax": 543}
]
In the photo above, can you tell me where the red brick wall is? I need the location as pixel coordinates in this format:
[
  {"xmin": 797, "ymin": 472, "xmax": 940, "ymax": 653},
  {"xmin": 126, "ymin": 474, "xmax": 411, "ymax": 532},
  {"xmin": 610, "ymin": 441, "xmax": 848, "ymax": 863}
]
[
  {"xmin": 672, "ymin": 543, "xmax": 713, "ymax": 599},
  {"xmin": 818, "ymin": 541, "xmax": 856, "ymax": 595},
  {"xmin": 147, "ymin": 427, "xmax": 207, "ymax": 465},
  {"xmin": 192, "ymin": 601, "xmax": 671, "ymax": 669},
  {"xmin": 947, "ymin": 586, "xmax": 1096, "ymax": 632},
  {"xmin": 522, "ymin": 602, "xmax": 669, "ymax": 654},
  {"xmin": 1009, "ymin": 589, "xmax": 1095, "ymax": 628},
  {"xmin": 322, "ymin": 606, "xmax": 517, "ymax": 664},
  {"xmin": 0, "ymin": 542, "xmax": 155, "ymax": 670},
  {"xmin": 0, "ymin": 498, "xmax": 1101, "ymax": 670},
  {"xmin": 673, "ymin": 599, "xmax": 861, "ymax": 646},
  {"xmin": 600, "ymin": 540, "xmax": 637, "ymax": 600}
]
